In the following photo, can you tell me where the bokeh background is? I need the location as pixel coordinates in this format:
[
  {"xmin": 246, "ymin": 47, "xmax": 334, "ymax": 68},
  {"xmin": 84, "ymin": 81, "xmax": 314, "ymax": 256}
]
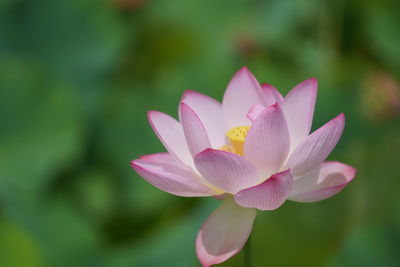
[{"xmin": 1, "ymin": 0, "xmax": 400, "ymax": 266}]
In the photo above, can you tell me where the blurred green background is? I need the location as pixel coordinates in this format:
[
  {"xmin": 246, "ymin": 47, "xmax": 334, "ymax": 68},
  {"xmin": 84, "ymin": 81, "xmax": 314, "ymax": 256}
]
[{"xmin": 1, "ymin": 0, "xmax": 400, "ymax": 266}]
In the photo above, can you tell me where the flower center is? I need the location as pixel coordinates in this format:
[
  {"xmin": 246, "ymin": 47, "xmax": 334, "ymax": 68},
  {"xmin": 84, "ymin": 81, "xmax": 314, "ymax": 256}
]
[{"xmin": 223, "ymin": 126, "xmax": 250, "ymax": 156}]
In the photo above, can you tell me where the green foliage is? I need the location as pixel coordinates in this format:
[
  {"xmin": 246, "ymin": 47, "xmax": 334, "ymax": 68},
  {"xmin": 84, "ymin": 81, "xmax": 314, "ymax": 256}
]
[{"xmin": 0, "ymin": 0, "xmax": 399, "ymax": 266}]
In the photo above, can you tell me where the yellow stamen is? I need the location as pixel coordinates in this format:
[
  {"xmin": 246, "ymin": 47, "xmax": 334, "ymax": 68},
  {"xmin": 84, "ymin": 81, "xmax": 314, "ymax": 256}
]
[
  {"xmin": 211, "ymin": 187, "xmax": 225, "ymax": 195},
  {"xmin": 225, "ymin": 126, "xmax": 250, "ymax": 156},
  {"xmin": 219, "ymin": 145, "xmax": 236, "ymax": 154}
]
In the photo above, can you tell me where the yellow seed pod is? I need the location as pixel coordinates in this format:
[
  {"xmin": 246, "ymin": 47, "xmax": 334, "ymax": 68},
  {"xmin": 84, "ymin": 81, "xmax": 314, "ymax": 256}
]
[{"xmin": 226, "ymin": 126, "xmax": 250, "ymax": 156}]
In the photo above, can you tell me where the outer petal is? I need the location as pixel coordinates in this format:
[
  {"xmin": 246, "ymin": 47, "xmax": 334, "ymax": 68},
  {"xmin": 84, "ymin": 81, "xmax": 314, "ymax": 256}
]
[
  {"xmin": 285, "ymin": 113, "xmax": 345, "ymax": 177},
  {"xmin": 181, "ymin": 90, "xmax": 226, "ymax": 148},
  {"xmin": 261, "ymin": 83, "xmax": 284, "ymax": 104},
  {"xmin": 138, "ymin": 152, "xmax": 191, "ymax": 170},
  {"xmin": 235, "ymin": 169, "xmax": 292, "ymax": 210},
  {"xmin": 148, "ymin": 111, "xmax": 192, "ymax": 166},
  {"xmin": 194, "ymin": 149, "xmax": 259, "ymax": 194},
  {"xmin": 244, "ymin": 103, "xmax": 290, "ymax": 178},
  {"xmin": 131, "ymin": 155, "xmax": 215, "ymax": 197},
  {"xmin": 180, "ymin": 103, "xmax": 211, "ymax": 157},
  {"xmin": 196, "ymin": 198, "xmax": 256, "ymax": 267},
  {"xmin": 289, "ymin": 165, "xmax": 321, "ymax": 197},
  {"xmin": 289, "ymin": 161, "xmax": 356, "ymax": 202},
  {"xmin": 222, "ymin": 67, "xmax": 266, "ymax": 129},
  {"xmin": 281, "ymin": 78, "xmax": 317, "ymax": 152}
]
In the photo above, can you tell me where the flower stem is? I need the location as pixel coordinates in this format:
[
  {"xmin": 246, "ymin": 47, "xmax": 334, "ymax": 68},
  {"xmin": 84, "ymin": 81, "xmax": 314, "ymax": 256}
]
[{"xmin": 243, "ymin": 234, "xmax": 252, "ymax": 267}]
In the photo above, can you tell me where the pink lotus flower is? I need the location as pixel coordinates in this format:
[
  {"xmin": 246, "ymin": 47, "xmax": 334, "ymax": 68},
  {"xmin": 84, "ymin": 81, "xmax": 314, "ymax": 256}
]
[{"xmin": 131, "ymin": 67, "xmax": 356, "ymax": 266}]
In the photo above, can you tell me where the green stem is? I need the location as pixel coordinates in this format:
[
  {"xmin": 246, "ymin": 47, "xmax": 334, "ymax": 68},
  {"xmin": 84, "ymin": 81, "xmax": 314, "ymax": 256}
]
[{"xmin": 243, "ymin": 234, "xmax": 252, "ymax": 267}]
